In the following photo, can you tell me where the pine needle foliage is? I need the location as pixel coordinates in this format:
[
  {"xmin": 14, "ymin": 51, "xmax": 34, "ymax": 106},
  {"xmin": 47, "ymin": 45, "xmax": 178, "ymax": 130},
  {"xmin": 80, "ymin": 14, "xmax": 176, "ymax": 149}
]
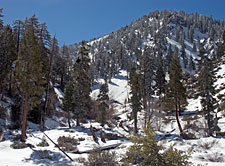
[{"xmin": 122, "ymin": 124, "xmax": 191, "ymax": 166}]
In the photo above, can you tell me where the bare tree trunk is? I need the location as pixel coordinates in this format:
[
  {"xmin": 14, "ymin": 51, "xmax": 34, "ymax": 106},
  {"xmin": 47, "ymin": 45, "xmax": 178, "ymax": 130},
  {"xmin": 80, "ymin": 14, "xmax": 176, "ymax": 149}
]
[
  {"xmin": 90, "ymin": 125, "xmax": 97, "ymax": 142},
  {"xmin": 175, "ymin": 98, "xmax": 183, "ymax": 134},
  {"xmin": 21, "ymin": 93, "xmax": 28, "ymax": 142},
  {"xmin": 41, "ymin": 80, "xmax": 50, "ymax": 131},
  {"xmin": 134, "ymin": 112, "xmax": 138, "ymax": 134},
  {"xmin": 76, "ymin": 116, "xmax": 80, "ymax": 126},
  {"xmin": 143, "ymin": 96, "xmax": 147, "ymax": 128},
  {"xmin": 178, "ymin": 101, "xmax": 182, "ymax": 116},
  {"xmin": 100, "ymin": 130, "xmax": 105, "ymax": 142},
  {"xmin": 207, "ymin": 111, "xmax": 212, "ymax": 136},
  {"xmin": 68, "ymin": 111, "xmax": 71, "ymax": 128},
  {"xmin": 61, "ymin": 74, "xmax": 64, "ymax": 90},
  {"xmin": 42, "ymin": 44, "xmax": 54, "ymax": 131}
]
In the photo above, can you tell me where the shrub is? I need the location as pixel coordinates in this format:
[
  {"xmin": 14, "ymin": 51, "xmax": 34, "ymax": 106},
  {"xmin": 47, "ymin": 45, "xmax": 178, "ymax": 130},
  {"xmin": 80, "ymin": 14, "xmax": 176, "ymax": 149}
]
[
  {"xmin": 197, "ymin": 140, "xmax": 218, "ymax": 150},
  {"xmin": 163, "ymin": 145, "xmax": 191, "ymax": 166},
  {"xmin": 76, "ymin": 157, "xmax": 86, "ymax": 164},
  {"xmin": 37, "ymin": 137, "xmax": 49, "ymax": 147},
  {"xmin": 181, "ymin": 132, "xmax": 196, "ymax": 140},
  {"xmin": 84, "ymin": 148, "xmax": 119, "ymax": 166},
  {"xmin": 10, "ymin": 142, "xmax": 28, "ymax": 149},
  {"xmin": 205, "ymin": 153, "xmax": 224, "ymax": 162},
  {"xmin": 57, "ymin": 136, "xmax": 79, "ymax": 152},
  {"xmin": 121, "ymin": 124, "xmax": 191, "ymax": 166},
  {"xmin": 199, "ymin": 152, "xmax": 224, "ymax": 162}
]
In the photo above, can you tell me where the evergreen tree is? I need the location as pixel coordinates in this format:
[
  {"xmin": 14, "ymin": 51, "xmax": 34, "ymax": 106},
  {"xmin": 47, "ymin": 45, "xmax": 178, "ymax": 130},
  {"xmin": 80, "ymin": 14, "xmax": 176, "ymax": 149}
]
[
  {"xmin": 13, "ymin": 20, "xmax": 24, "ymax": 54},
  {"xmin": 15, "ymin": 25, "xmax": 45, "ymax": 142},
  {"xmin": 180, "ymin": 43, "xmax": 188, "ymax": 68},
  {"xmin": 155, "ymin": 51, "xmax": 165, "ymax": 96},
  {"xmin": 72, "ymin": 41, "xmax": 91, "ymax": 126},
  {"xmin": 0, "ymin": 8, "xmax": 3, "ymax": 29},
  {"xmin": 60, "ymin": 44, "xmax": 71, "ymax": 89},
  {"xmin": 140, "ymin": 47, "xmax": 156, "ymax": 126},
  {"xmin": 130, "ymin": 67, "xmax": 142, "ymax": 133},
  {"xmin": 0, "ymin": 25, "xmax": 17, "ymax": 96},
  {"xmin": 188, "ymin": 56, "xmax": 196, "ymax": 71},
  {"xmin": 155, "ymin": 51, "xmax": 166, "ymax": 116},
  {"xmin": 164, "ymin": 47, "xmax": 186, "ymax": 135},
  {"xmin": 41, "ymin": 36, "xmax": 58, "ymax": 130},
  {"xmin": 165, "ymin": 45, "xmax": 173, "ymax": 71},
  {"xmin": 62, "ymin": 80, "xmax": 74, "ymax": 128},
  {"xmin": 197, "ymin": 51, "xmax": 217, "ymax": 136},
  {"xmin": 193, "ymin": 42, "xmax": 197, "ymax": 52},
  {"xmin": 97, "ymin": 81, "xmax": 109, "ymax": 127},
  {"xmin": 122, "ymin": 124, "xmax": 191, "ymax": 166}
]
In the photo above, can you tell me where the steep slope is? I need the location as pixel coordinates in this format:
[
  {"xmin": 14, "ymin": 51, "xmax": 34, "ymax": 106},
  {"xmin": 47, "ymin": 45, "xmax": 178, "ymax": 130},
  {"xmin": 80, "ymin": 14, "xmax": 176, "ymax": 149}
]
[{"xmin": 68, "ymin": 10, "xmax": 225, "ymax": 81}]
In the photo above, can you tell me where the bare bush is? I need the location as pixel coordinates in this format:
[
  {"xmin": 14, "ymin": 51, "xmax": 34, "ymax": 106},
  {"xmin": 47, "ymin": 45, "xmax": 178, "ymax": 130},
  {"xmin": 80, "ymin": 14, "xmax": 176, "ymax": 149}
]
[
  {"xmin": 199, "ymin": 152, "xmax": 224, "ymax": 162},
  {"xmin": 197, "ymin": 140, "xmax": 218, "ymax": 150},
  {"xmin": 84, "ymin": 148, "xmax": 119, "ymax": 166},
  {"xmin": 57, "ymin": 136, "xmax": 79, "ymax": 152},
  {"xmin": 10, "ymin": 142, "xmax": 30, "ymax": 149}
]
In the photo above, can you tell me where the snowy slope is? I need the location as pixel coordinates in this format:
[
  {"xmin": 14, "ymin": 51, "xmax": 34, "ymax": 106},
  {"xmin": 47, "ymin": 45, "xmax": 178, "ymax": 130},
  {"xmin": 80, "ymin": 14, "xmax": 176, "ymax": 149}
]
[{"xmin": 1, "ymin": 65, "xmax": 225, "ymax": 165}]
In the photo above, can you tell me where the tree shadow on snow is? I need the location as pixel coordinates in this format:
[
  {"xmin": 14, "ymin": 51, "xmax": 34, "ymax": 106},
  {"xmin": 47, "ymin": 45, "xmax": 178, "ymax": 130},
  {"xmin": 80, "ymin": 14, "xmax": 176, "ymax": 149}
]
[
  {"xmin": 114, "ymin": 74, "xmax": 128, "ymax": 80},
  {"xmin": 23, "ymin": 148, "xmax": 72, "ymax": 166}
]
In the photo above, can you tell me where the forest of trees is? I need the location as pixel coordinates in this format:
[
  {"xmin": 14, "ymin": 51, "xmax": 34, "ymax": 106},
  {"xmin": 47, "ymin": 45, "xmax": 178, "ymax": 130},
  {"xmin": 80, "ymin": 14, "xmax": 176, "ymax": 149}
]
[{"xmin": 0, "ymin": 8, "xmax": 225, "ymax": 161}]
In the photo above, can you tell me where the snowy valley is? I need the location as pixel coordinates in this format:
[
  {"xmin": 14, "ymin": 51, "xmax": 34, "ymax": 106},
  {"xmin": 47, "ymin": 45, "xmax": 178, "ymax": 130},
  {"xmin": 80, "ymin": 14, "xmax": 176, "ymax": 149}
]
[{"xmin": 0, "ymin": 9, "xmax": 225, "ymax": 166}]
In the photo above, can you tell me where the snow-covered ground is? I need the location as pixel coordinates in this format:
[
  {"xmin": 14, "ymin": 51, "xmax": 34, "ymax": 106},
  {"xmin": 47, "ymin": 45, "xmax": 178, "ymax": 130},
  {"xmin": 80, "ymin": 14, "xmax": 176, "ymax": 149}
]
[{"xmin": 0, "ymin": 65, "xmax": 225, "ymax": 165}]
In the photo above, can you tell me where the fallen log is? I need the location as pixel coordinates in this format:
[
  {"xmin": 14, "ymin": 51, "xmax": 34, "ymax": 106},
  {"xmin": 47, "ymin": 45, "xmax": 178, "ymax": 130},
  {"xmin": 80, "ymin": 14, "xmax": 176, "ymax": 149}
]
[{"xmin": 72, "ymin": 143, "xmax": 122, "ymax": 154}]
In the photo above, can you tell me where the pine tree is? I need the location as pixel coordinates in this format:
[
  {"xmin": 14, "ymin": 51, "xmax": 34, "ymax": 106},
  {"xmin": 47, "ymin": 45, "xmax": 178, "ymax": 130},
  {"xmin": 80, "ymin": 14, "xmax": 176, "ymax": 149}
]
[
  {"xmin": 97, "ymin": 81, "xmax": 109, "ymax": 127},
  {"xmin": 13, "ymin": 20, "xmax": 24, "ymax": 54},
  {"xmin": 155, "ymin": 51, "xmax": 166, "ymax": 116},
  {"xmin": 62, "ymin": 80, "xmax": 74, "ymax": 128},
  {"xmin": 130, "ymin": 67, "xmax": 142, "ymax": 133},
  {"xmin": 15, "ymin": 25, "xmax": 45, "ymax": 142},
  {"xmin": 164, "ymin": 47, "xmax": 186, "ymax": 135},
  {"xmin": 60, "ymin": 44, "xmax": 71, "ymax": 89},
  {"xmin": 197, "ymin": 51, "xmax": 217, "ymax": 136},
  {"xmin": 122, "ymin": 124, "xmax": 191, "ymax": 166},
  {"xmin": 41, "ymin": 36, "xmax": 58, "ymax": 131},
  {"xmin": 165, "ymin": 45, "xmax": 173, "ymax": 71},
  {"xmin": 181, "ymin": 43, "xmax": 188, "ymax": 68},
  {"xmin": 0, "ymin": 25, "xmax": 17, "ymax": 96},
  {"xmin": 155, "ymin": 51, "xmax": 165, "ymax": 96},
  {"xmin": 72, "ymin": 41, "xmax": 91, "ymax": 126},
  {"xmin": 188, "ymin": 56, "xmax": 196, "ymax": 71},
  {"xmin": 140, "ymin": 47, "xmax": 156, "ymax": 126},
  {"xmin": 0, "ymin": 8, "xmax": 3, "ymax": 29}
]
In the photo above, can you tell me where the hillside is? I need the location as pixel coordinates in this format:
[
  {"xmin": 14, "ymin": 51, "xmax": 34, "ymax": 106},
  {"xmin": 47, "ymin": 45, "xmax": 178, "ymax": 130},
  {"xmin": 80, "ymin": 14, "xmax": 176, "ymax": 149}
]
[{"xmin": 0, "ymin": 9, "xmax": 225, "ymax": 166}]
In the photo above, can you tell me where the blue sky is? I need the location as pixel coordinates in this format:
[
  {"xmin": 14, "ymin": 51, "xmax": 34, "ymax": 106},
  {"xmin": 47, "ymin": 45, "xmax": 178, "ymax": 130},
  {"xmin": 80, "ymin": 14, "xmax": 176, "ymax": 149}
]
[{"xmin": 1, "ymin": 0, "xmax": 225, "ymax": 46}]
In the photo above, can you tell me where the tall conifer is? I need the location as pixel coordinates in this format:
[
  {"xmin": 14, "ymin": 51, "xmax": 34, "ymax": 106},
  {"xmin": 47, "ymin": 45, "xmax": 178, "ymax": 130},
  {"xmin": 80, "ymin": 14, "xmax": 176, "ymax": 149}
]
[
  {"xmin": 164, "ymin": 47, "xmax": 186, "ymax": 134},
  {"xmin": 72, "ymin": 41, "xmax": 91, "ymax": 126},
  {"xmin": 15, "ymin": 25, "xmax": 45, "ymax": 142},
  {"xmin": 130, "ymin": 67, "xmax": 142, "ymax": 133},
  {"xmin": 197, "ymin": 50, "xmax": 217, "ymax": 136}
]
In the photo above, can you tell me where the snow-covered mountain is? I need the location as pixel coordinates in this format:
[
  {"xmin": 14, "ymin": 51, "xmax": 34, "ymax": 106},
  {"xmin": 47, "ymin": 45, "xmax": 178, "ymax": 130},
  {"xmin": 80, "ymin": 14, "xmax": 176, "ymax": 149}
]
[
  {"xmin": 68, "ymin": 10, "xmax": 225, "ymax": 79},
  {"xmin": 0, "ymin": 10, "xmax": 225, "ymax": 166}
]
